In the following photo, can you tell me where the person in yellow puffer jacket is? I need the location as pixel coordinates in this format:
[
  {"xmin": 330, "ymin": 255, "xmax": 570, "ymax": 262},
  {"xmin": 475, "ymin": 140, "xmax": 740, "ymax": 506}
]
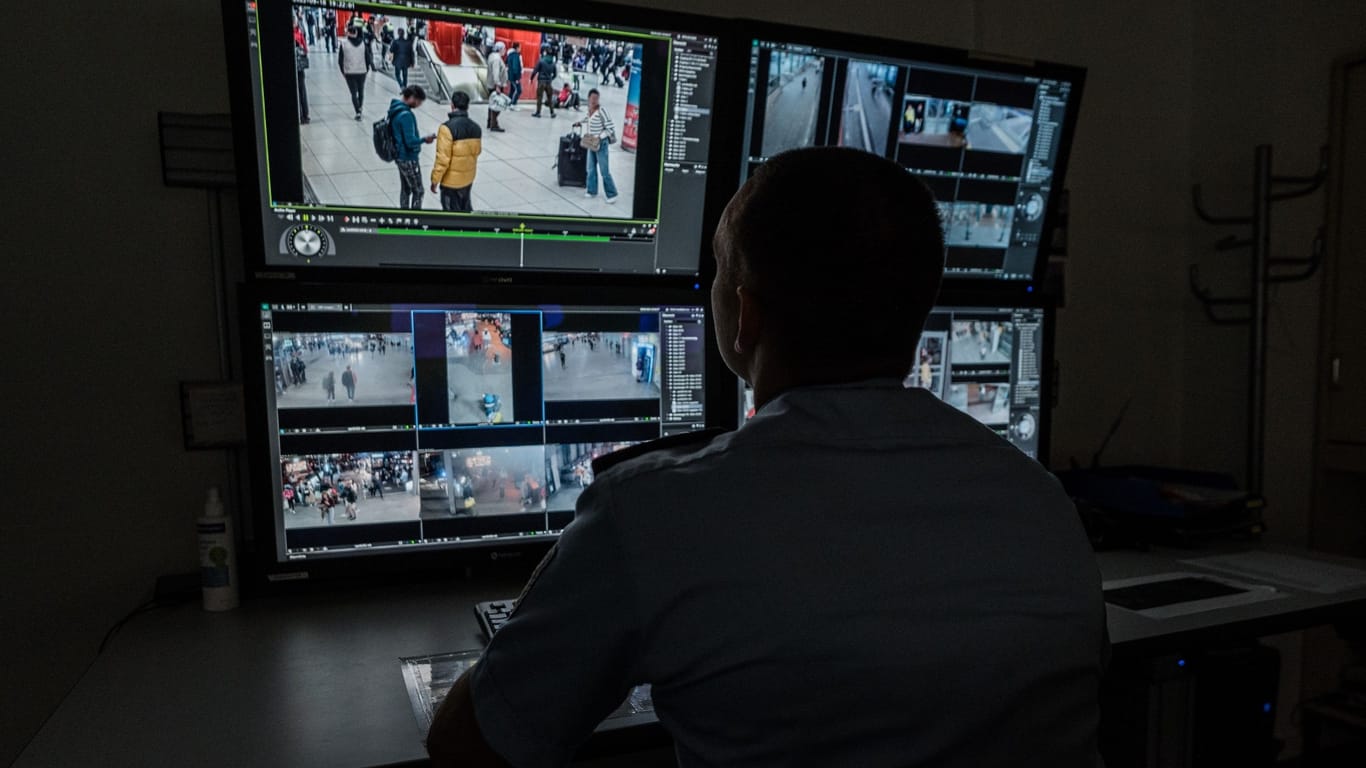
[{"xmin": 430, "ymin": 92, "xmax": 483, "ymax": 212}]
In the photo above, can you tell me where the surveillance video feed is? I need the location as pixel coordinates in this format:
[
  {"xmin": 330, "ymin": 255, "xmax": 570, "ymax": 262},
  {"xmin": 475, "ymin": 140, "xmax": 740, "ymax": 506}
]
[
  {"xmin": 293, "ymin": 2, "xmax": 647, "ymax": 218},
  {"xmin": 547, "ymin": 442, "xmax": 635, "ymax": 511},
  {"xmin": 940, "ymin": 202, "xmax": 1014, "ymax": 248},
  {"xmin": 910, "ymin": 307, "xmax": 1046, "ymax": 457},
  {"xmin": 419, "ymin": 446, "xmax": 550, "ymax": 517},
  {"xmin": 839, "ymin": 60, "xmax": 897, "ymax": 154},
  {"xmin": 950, "ymin": 320, "xmax": 1013, "ymax": 364},
  {"xmin": 761, "ymin": 52, "xmax": 823, "ymax": 157},
  {"xmin": 904, "ymin": 331, "xmax": 947, "ymax": 399},
  {"xmin": 445, "ymin": 313, "xmax": 515, "ymax": 424},
  {"xmin": 258, "ymin": 300, "xmax": 710, "ymax": 562},
  {"xmin": 963, "ymin": 102, "xmax": 1033, "ymax": 154},
  {"xmin": 741, "ymin": 38, "xmax": 1079, "ymax": 282},
  {"xmin": 280, "ymin": 452, "xmax": 418, "ymax": 528},
  {"xmin": 542, "ymin": 332, "xmax": 661, "ymax": 401},
  {"xmin": 273, "ymin": 333, "xmax": 413, "ymax": 407},
  {"xmin": 899, "ymin": 95, "xmax": 969, "ymax": 147},
  {"xmin": 947, "ymin": 382, "xmax": 1011, "ymax": 426},
  {"xmin": 242, "ymin": 0, "xmax": 724, "ymax": 277},
  {"xmin": 741, "ymin": 308, "xmax": 1042, "ymax": 458}
]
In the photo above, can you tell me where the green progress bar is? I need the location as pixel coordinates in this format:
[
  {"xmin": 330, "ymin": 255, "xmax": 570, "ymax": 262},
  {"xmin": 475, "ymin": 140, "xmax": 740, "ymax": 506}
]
[{"xmin": 375, "ymin": 228, "xmax": 611, "ymax": 243}]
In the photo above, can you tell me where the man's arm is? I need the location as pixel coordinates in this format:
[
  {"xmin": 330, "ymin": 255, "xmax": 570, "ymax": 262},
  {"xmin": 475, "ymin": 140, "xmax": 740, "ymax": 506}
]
[
  {"xmin": 431, "ymin": 126, "xmax": 451, "ymax": 188},
  {"xmin": 426, "ymin": 480, "xmax": 642, "ymax": 767},
  {"xmin": 426, "ymin": 669, "xmax": 510, "ymax": 768}
]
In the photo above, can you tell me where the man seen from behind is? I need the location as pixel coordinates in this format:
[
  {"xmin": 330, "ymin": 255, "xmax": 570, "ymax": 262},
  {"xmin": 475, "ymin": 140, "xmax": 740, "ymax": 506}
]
[{"xmin": 425, "ymin": 147, "xmax": 1106, "ymax": 768}]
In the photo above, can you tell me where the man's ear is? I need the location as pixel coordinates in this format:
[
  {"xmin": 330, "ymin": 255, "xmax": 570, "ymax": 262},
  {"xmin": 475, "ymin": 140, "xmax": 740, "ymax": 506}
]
[{"xmin": 734, "ymin": 285, "xmax": 761, "ymax": 356}]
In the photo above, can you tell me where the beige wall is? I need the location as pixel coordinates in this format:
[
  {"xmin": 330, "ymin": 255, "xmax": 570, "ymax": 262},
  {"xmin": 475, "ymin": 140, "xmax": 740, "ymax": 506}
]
[{"xmin": 3, "ymin": 0, "xmax": 1363, "ymax": 763}]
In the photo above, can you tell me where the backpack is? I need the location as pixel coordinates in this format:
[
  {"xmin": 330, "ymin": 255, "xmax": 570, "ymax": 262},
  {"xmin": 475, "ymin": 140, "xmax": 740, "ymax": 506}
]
[{"xmin": 372, "ymin": 112, "xmax": 399, "ymax": 162}]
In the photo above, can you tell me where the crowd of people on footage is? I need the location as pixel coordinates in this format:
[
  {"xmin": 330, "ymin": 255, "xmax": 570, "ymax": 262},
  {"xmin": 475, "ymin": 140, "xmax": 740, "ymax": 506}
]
[
  {"xmin": 292, "ymin": 8, "xmax": 636, "ymax": 211},
  {"xmin": 281, "ymin": 453, "xmax": 415, "ymax": 525},
  {"xmin": 447, "ymin": 315, "xmax": 511, "ymax": 360}
]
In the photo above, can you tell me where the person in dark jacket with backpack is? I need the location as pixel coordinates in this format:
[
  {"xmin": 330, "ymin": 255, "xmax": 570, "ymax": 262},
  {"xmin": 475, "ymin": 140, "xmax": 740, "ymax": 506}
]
[
  {"xmin": 389, "ymin": 28, "xmax": 415, "ymax": 89},
  {"xmin": 389, "ymin": 86, "xmax": 435, "ymax": 210}
]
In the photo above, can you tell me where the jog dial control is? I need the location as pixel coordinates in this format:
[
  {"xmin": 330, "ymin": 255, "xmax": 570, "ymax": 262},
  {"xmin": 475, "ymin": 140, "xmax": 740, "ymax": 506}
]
[{"xmin": 286, "ymin": 224, "xmax": 329, "ymax": 259}]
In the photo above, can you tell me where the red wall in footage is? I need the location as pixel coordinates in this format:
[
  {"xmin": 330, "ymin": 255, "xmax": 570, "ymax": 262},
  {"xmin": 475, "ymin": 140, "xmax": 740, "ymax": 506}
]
[
  {"xmin": 327, "ymin": 11, "xmax": 545, "ymax": 92},
  {"xmin": 426, "ymin": 22, "xmax": 465, "ymax": 64}
]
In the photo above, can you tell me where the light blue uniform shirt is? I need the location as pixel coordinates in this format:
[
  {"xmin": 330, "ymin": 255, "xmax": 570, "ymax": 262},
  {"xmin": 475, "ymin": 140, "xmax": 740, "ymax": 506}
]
[{"xmin": 472, "ymin": 379, "xmax": 1106, "ymax": 767}]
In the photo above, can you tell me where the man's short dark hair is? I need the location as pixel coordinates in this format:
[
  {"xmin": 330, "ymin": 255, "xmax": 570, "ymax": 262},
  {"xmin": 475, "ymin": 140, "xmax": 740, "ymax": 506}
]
[
  {"xmin": 716, "ymin": 147, "xmax": 944, "ymax": 371},
  {"xmin": 401, "ymin": 85, "xmax": 426, "ymax": 101},
  {"xmin": 588, "ymin": 88, "xmax": 600, "ymax": 98},
  {"xmin": 451, "ymin": 91, "xmax": 470, "ymax": 110}
]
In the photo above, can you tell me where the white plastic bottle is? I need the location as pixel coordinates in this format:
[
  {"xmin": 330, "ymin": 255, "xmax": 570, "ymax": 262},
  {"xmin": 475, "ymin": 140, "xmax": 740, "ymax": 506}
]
[{"xmin": 197, "ymin": 487, "xmax": 240, "ymax": 611}]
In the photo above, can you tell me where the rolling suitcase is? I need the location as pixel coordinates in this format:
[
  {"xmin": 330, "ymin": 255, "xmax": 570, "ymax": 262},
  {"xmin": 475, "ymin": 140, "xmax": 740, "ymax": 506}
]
[{"xmin": 555, "ymin": 127, "xmax": 588, "ymax": 187}]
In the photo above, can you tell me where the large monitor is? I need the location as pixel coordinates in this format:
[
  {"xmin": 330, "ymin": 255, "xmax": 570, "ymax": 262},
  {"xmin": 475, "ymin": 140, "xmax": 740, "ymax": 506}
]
[
  {"xmin": 243, "ymin": 285, "xmax": 721, "ymax": 580},
  {"xmin": 739, "ymin": 303, "xmax": 1051, "ymax": 461},
  {"xmin": 738, "ymin": 23, "xmax": 1084, "ymax": 286},
  {"xmin": 224, "ymin": 0, "xmax": 733, "ymax": 280}
]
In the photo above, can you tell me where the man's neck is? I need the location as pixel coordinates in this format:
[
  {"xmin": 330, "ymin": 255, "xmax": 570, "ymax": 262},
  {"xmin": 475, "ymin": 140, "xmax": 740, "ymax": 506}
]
[{"xmin": 750, "ymin": 351, "xmax": 908, "ymax": 411}]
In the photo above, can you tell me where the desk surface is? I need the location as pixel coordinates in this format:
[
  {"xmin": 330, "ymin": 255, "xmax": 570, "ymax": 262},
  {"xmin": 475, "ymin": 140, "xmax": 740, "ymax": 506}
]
[
  {"xmin": 1097, "ymin": 547, "xmax": 1366, "ymax": 657},
  {"xmin": 16, "ymin": 546, "xmax": 1366, "ymax": 768}
]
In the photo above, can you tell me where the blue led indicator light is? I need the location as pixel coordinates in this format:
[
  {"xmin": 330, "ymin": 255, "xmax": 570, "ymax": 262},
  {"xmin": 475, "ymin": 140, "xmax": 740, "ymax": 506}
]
[
  {"xmin": 1263, "ymin": 702, "xmax": 1272, "ymax": 713},
  {"xmin": 1026, "ymin": 285, "xmax": 1034, "ymax": 293},
  {"xmin": 1177, "ymin": 659, "xmax": 1186, "ymax": 667}
]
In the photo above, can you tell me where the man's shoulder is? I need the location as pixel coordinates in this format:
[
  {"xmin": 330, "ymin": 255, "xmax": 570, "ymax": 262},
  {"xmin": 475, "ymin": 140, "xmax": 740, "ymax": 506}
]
[
  {"xmin": 446, "ymin": 115, "xmax": 482, "ymax": 138},
  {"xmin": 591, "ymin": 428, "xmax": 730, "ymax": 479}
]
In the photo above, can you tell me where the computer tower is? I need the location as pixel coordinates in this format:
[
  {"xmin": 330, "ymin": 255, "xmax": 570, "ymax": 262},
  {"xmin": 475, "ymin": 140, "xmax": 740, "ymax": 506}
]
[
  {"xmin": 1101, "ymin": 645, "xmax": 1279, "ymax": 768},
  {"xmin": 1190, "ymin": 645, "xmax": 1280, "ymax": 767}
]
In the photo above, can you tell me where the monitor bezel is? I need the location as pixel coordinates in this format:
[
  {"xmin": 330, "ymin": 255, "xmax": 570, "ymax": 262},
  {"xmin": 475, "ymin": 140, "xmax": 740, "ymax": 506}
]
[
  {"xmin": 220, "ymin": 0, "xmax": 747, "ymax": 290},
  {"xmin": 238, "ymin": 279, "xmax": 734, "ymax": 592},
  {"xmin": 733, "ymin": 18, "xmax": 1087, "ymax": 294}
]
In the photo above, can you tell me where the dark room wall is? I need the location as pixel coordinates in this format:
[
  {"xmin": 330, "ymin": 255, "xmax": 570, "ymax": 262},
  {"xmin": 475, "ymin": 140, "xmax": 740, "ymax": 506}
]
[
  {"xmin": 3, "ymin": 0, "xmax": 1363, "ymax": 763},
  {"xmin": 1181, "ymin": 0, "xmax": 1366, "ymax": 751},
  {"xmin": 1, "ymin": 1, "xmax": 236, "ymax": 762}
]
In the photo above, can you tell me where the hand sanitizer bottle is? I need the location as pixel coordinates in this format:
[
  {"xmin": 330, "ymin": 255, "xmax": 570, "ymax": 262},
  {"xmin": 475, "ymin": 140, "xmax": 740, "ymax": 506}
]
[{"xmin": 198, "ymin": 487, "xmax": 240, "ymax": 611}]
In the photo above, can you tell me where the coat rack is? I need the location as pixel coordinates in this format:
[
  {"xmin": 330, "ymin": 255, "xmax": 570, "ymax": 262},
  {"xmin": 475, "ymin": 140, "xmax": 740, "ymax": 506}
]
[{"xmin": 1189, "ymin": 144, "xmax": 1328, "ymax": 497}]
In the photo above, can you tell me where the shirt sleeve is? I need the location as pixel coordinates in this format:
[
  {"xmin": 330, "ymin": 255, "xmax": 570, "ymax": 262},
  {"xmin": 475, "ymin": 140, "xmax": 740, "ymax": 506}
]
[{"xmin": 469, "ymin": 479, "xmax": 642, "ymax": 767}]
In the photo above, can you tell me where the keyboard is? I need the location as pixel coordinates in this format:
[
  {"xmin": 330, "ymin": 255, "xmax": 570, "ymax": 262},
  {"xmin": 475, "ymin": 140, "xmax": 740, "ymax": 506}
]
[{"xmin": 474, "ymin": 598, "xmax": 656, "ymax": 722}]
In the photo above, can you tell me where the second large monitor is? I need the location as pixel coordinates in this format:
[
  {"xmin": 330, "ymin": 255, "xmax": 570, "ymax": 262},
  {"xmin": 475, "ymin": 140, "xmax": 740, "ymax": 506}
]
[{"xmin": 740, "ymin": 25, "xmax": 1084, "ymax": 285}]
